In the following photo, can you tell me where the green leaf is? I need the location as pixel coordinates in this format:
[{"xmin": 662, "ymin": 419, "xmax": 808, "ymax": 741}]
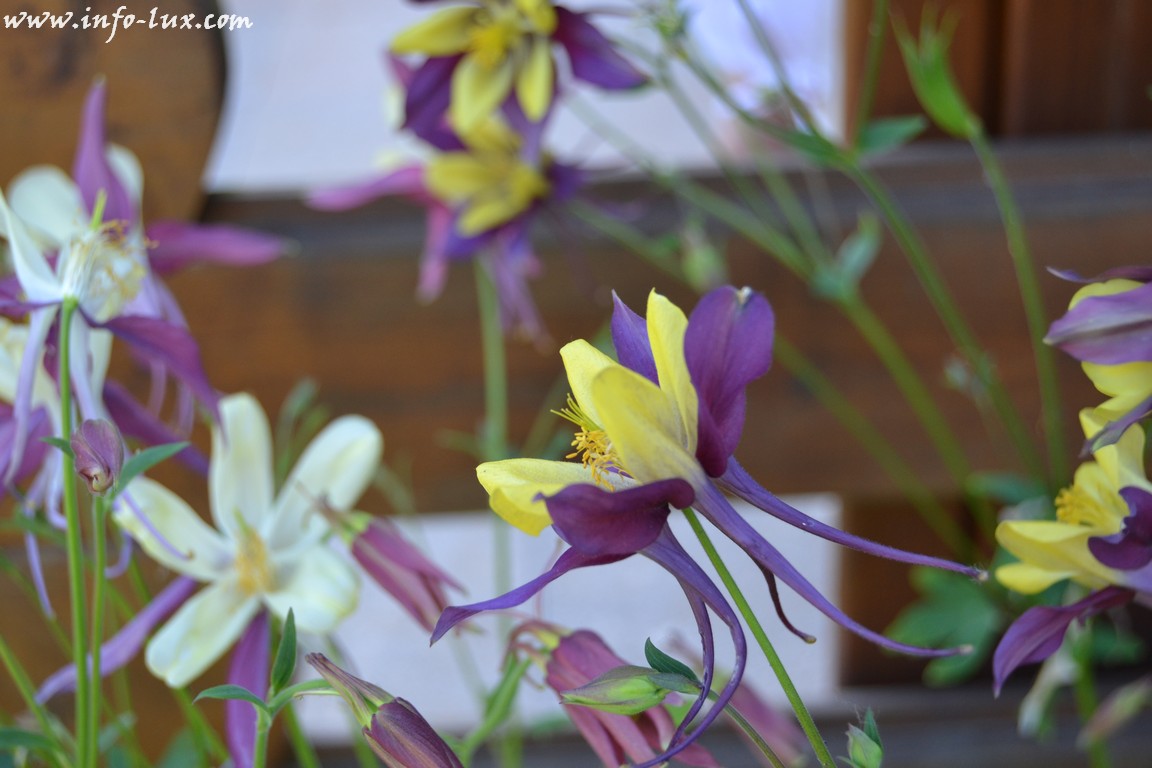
[
  {"xmin": 39, "ymin": 436, "xmax": 74, "ymax": 457},
  {"xmin": 779, "ymin": 129, "xmax": 841, "ymax": 166},
  {"xmin": 643, "ymin": 638, "xmax": 699, "ymax": 684},
  {"xmin": 856, "ymin": 115, "xmax": 927, "ymax": 155},
  {"xmin": 813, "ymin": 213, "xmax": 880, "ymax": 300},
  {"xmin": 967, "ymin": 472, "xmax": 1048, "ymax": 506},
  {"xmin": 116, "ymin": 442, "xmax": 189, "ymax": 491},
  {"xmin": 893, "ymin": 9, "xmax": 979, "ymax": 138},
  {"xmin": 157, "ymin": 730, "xmax": 203, "ymax": 768},
  {"xmin": 0, "ymin": 728, "xmax": 60, "ymax": 755},
  {"xmin": 270, "ymin": 609, "xmax": 297, "ymax": 695},
  {"xmin": 194, "ymin": 684, "xmax": 269, "ymax": 714},
  {"xmin": 886, "ymin": 568, "xmax": 1005, "ymax": 686}
]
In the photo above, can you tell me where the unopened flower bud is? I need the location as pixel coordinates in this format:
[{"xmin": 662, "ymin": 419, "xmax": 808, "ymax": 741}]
[
  {"xmin": 365, "ymin": 698, "xmax": 464, "ymax": 768},
  {"xmin": 305, "ymin": 653, "xmax": 391, "ymax": 728},
  {"xmin": 70, "ymin": 418, "xmax": 124, "ymax": 495},
  {"xmin": 845, "ymin": 711, "xmax": 884, "ymax": 768},
  {"xmin": 560, "ymin": 664, "xmax": 684, "ymax": 716}
]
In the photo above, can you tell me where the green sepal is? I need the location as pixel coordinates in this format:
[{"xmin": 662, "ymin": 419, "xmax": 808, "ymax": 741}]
[
  {"xmin": 893, "ymin": 9, "xmax": 979, "ymax": 139},
  {"xmin": 270, "ymin": 608, "xmax": 297, "ymax": 695},
  {"xmin": 644, "ymin": 638, "xmax": 699, "ymax": 684}
]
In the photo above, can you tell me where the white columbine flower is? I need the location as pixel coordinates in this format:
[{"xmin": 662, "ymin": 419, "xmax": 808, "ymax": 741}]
[{"xmin": 115, "ymin": 393, "xmax": 383, "ymax": 687}]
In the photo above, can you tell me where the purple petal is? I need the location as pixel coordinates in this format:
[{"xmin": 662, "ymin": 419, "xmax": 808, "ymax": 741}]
[
  {"xmin": 636, "ymin": 527, "xmax": 745, "ymax": 768},
  {"xmin": 993, "ymin": 587, "xmax": 1132, "ymax": 695},
  {"xmin": 72, "ymin": 79, "xmax": 135, "ymax": 226},
  {"xmin": 553, "ymin": 7, "xmax": 648, "ymax": 90},
  {"xmin": 545, "ymin": 479, "xmax": 692, "ymax": 557},
  {"xmin": 1049, "ymin": 266, "xmax": 1152, "ymax": 284},
  {"xmin": 145, "ymin": 221, "xmax": 285, "ymax": 275},
  {"xmin": 98, "ymin": 314, "xmax": 220, "ymax": 420},
  {"xmin": 1089, "ymin": 487, "xmax": 1152, "ymax": 570},
  {"xmin": 685, "ymin": 287, "xmax": 774, "ymax": 476},
  {"xmin": 547, "ymin": 160, "xmax": 584, "ymax": 202},
  {"xmin": 227, "ymin": 611, "xmax": 270, "ymax": 768},
  {"xmin": 416, "ymin": 205, "xmax": 453, "ymax": 301},
  {"xmin": 306, "ymin": 166, "xmax": 429, "ymax": 211},
  {"xmin": 721, "ymin": 460, "xmax": 982, "ymax": 576},
  {"xmin": 694, "ymin": 481, "xmax": 970, "ymax": 657},
  {"xmin": 6, "ymin": 308, "xmax": 56, "ymax": 486},
  {"xmin": 403, "ymin": 56, "xmax": 467, "ymax": 151},
  {"xmin": 37, "ymin": 577, "xmax": 197, "ymax": 702},
  {"xmin": 103, "ymin": 381, "xmax": 209, "ymax": 475},
  {"xmin": 610, "ymin": 292, "xmax": 657, "ymax": 383},
  {"xmin": 431, "ymin": 548, "xmax": 627, "ymax": 643},
  {"xmin": 1045, "ymin": 281, "xmax": 1152, "ymax": 364},
  {"xmin": 1087, "ymin": 393, "xmax": 1152, "ymax": 453}
]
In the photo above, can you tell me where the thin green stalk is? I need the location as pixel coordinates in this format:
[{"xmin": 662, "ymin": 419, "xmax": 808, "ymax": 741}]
[
  {"xmin": 683, "ymin": 509, "xmax": 835, "ymax": 768},
  {"xmin": 851, "ymin": 0, "xmax": 892, "ymax": 146},
  {"xmin": 713, "ymin": 694, "xmax": 788, "ymax": 768},
  {"xmin": 172, "ymin": 687, "xmax": 229, "ymax": 762},
  {"xmin": 1073, "ymin": 627, "xmax": 1112, "ymax": 768},
  {"xmin": 251, "ymin": 709, "xmax": 271, "ymax": 768},
  {"xmin": 0, "ymin": 633, "xmax": 59, "ymax": 742},
  {"xmin": 58, "ymin": 296, "xmax": 91, "ymax": 768},
  {"xmin": 284, "ymin": 702, "xmax": 322, "ymax": 768},
  {"xmin": 475, "ymin": 260, "xmax": 509, "ymax": 464},
  {"xmin": 732, "ymin": 0, "xmax": 820, "ymax": 134},
  {"xmin": 847, "ymin": 165, "xmax": 1046, "ymax": 491},
  {"xmin": 970, "ymin": 131, "xmax": 1067, "ymax": 486},
  {"xmin": 775, "ymin": 335, "xmax": 971, "ymax": 558},
  {"xmin": 87, "ymin": 496, "xmax": 109, "ymax": 768}
]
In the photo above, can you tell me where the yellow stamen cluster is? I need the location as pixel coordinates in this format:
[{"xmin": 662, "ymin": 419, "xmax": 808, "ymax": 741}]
[
  {"xmin": 234, "ymin": 515, "xmax": 275, "ymax": 596},
  {"xmin": 553, "ymin": 394, "xmax": 622, "ymax": 489},
  {"xmin": 61, "ymin": 220, "xmax": 144, "ymax": 319},
  {"xmin": 468, "ymin": 6, "xmax": 523, "ymax": 69},
  {"xmin": 1055, "ymin": 484, "xmax": 1126, "ymax": 531}
]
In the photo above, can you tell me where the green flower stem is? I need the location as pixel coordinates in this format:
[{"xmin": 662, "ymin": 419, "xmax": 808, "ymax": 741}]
[
  {"xmin": 969, "ymin": 130, "xmax": 1067, "ymax": 486},
  {"xmin": 732, "ymin": 0, "xmax": 820, "ymax": 134},
  {"xmin": 252, "ymin": 709, "xmax": 272, "ymax": 768},
  {"xmin": 58, "ymin": 296, "xmax": 92, "ymax": 768},
  {"xmin": 87, "ymin": 495, "xmax": 109, "ymax": 766},
  {"xmin": 0, "ymin": 633, "xmax": 59, "ymax": 743},
  {"xmin": 284, "ymin": 701, "xmax": 322, "ymax": 768},
  {"xmin": 711, "ymin": 692, "xmax": 788, "ymax": 768},
  {"xmin": 845, "ymin": 164, "xmax": 1046, "ymax": 494},
  {"xmin": 683, "ymin": 509, "xmax": 835, "ymax": 768},
  {"xmin": 850, "ymin": 0, "xmax": 892, "ymax": 146},
  {"xmin": 1073, "ymin": 628, "xmax": 1112, "ymax": 768}
]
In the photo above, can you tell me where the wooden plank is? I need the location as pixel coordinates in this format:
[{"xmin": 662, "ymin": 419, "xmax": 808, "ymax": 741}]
[{"xmin": 999, "ymin": 0, "xmax": 1152, "ymax": 134}]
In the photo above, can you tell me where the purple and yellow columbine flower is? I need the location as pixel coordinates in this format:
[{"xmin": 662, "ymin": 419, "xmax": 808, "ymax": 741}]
[
  {"xmin": 434, "ymin": 286, "xmax": 980, "ymax": 764},
  {"xmin": 993, "ymin": 410, "xmax": 1152, "ymax": 691},
  {"xmin": 1045, "ymin": 268, "xmax": 1152, "ymax": 450},
  {"xmin": 393, "ymin": 0, "xmax": 646, "ymax": 138}
]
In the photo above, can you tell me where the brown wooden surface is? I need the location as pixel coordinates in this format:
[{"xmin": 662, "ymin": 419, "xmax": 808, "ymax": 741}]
[{"xmin": 0, "ymin": 0, "xmax": 224, "ymax": 221}]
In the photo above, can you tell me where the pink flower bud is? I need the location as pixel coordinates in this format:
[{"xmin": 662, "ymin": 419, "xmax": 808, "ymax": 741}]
[{"xmin": 70, "ymin": 418, "xmax": 124, "ymax": 495}]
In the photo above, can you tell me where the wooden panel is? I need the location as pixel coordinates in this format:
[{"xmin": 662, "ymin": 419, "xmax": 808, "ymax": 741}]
[
  {"xmin": 0, "ymin": 0, "xmax": 224, "ymax": 220},
  {"xmin": 999, "ymin": 0, "xmax": 1152, "ymax": 135},
  {"xmin": 842, "ymin": 0, "xmax": 1003, "ymax": 137}
]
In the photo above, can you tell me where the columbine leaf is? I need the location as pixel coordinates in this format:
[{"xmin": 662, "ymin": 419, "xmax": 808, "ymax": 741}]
[
  {"xmin": 117, "ymin": 442, "xmax": 189, "ymax": 491},
  {"xmin": 193, "ymin": 684, "xmax": 269, "ymax": 714},
  {"xmin": 644, "ymin": 638, "xmax": 699, "ymax": 684},
  {"xmin": 856, "ymin": 115, "xmax": 927, "ymax": 155},
  {"xmin": 0, "ymin": 728, "xmax": 60, "ymax": 755},
  {"xmin": 270, "ymin": 608, "xmax": 297, "ymax": 695},
  {"xmin": 39, "ymin": 436, "xmax": 74, "ymax": 456}
]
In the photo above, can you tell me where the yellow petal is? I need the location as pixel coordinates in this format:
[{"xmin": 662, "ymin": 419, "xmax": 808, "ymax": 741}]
[
  {"xmin": 425, "ymin": 153, "xmax": 498, "ymax": 202},
  {"xmin": 1070, "ymin": 278, "xmax": 1142, "ymax": 307},
  {"xmin": 996, "ymin": 520, "xmax": 1118, "ymax": 590},
  {"xmin": 645, "ymin": 291, "xmax": 697, "ymax": 454},
  {"xmin": 391, "ymin": 6, "xmax": 477, "ymax": 56},
  {"xmin": 515, "ymin": 0, "xmax": 557, "ymax": 33},
  {"xmin": 1082, "ymin": 360, "xmax": 1152, "ymax": 403},
  {"xmin": 477, "ymin": 458, "xmax": 593, "ymax": 535},
  {"xmin": 516, "ymin": 36, "xmax": 554, "ymax": 121},
  {"xmin": 994, "ymin": 562, "xmax": 1074, "ymax": 595},
  {"xmin": 592, "ymin": 364, "xmax": 704, "ymax": 488},
  {"xmin": 559, "ymin": 340, "xmax": 618, "ymax": 426},
  {"xmin": 451, "ymin": 53, "xmax": 515, "ymax": 135}
]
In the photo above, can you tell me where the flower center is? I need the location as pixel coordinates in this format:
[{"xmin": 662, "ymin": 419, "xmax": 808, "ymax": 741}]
[
  {"xmin": 468, "ymin": 7, "xmax": 525, "ymax": 69},
  {"xmin": 554, "ymin": 394, "xmax": 623, "ymax": 489},
  {"xmin": 234, "ymin": 516, "xmax": 275, "ymax": 596},
  {"xmin": 60, "ymin": 221, "xmax": 144, "ymax": 321},
  {"xmin": 1055, "ymin": 484, "xmax": 1126, "ymax": 532}
]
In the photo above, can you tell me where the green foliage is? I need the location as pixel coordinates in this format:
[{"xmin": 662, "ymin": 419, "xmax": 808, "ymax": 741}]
[
  {"xmin": 270, "ymin": 609, "xmax": 298, "ymax": 695},
  {"xmin": 893, "ymin": 9, "xmax": 979, "ymax": 139},
  {"xmin": 644, "ymin": 638, "xmax": 700, "ymax": 684},
  {"xmin": 813, "ymin": 213, "xmax": 881, "ymax": 300},
  {"xmin": 843, "ymin": 709, "xmax": 884, "ymax": 768},
  {"xmin": 855, "ymin": 116, "xmax": 927, "ymax": 156},
  {"xmin": 887, "ymin": 568, "xmax": 1005, "ymax": 686},
  {"xmin": 194, "ymin": 685, "xmax": 269, "ymax": 714},
  {"xmin": 116, "ymin": 442, "xmax": 190, "ymax": 494}
]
